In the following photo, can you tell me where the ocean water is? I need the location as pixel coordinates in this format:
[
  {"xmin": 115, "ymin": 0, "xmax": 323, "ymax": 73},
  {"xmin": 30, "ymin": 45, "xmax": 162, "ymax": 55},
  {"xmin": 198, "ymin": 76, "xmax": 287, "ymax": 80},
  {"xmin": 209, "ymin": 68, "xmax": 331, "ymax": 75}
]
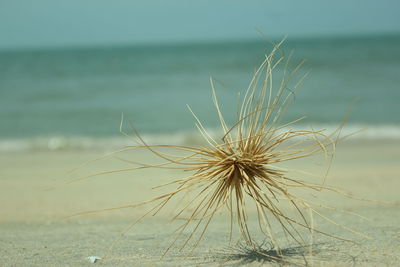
[{"xmin": 1, "ymin": 35, "xmax": 399, "ymax": 150}]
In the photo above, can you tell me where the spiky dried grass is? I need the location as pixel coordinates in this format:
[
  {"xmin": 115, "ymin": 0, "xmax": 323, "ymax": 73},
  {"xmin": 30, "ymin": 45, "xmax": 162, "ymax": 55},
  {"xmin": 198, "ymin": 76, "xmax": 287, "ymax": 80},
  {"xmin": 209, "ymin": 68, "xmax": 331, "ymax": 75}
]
[{"xmin": 71, "ymin": 41, "xmax": 368, "ymax": 259}]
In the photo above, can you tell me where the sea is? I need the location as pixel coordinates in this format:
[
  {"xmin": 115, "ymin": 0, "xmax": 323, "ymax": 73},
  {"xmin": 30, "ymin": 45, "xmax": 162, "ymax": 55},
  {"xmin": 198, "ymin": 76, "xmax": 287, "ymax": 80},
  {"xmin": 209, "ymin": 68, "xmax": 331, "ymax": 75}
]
[{"xmin": 1, "ymin": 35, "xmax": 399, "ymax": 151}]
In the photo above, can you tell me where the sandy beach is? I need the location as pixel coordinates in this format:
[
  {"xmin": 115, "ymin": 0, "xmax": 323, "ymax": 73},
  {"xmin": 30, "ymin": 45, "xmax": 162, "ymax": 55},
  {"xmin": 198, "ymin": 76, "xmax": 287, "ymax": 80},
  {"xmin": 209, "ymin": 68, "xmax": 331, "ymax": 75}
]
[
  {"xmin": 1, "ymin": 1, "xmax": 400, "ymax": 266},
  {"xmin": 1, "ymin": 140, "xmax": 399, "ymax": 266}
]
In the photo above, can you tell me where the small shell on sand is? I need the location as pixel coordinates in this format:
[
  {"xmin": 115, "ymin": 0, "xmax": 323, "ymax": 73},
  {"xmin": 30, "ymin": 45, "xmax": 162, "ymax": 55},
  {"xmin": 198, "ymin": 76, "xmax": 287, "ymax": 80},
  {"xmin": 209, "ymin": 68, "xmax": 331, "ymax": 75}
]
[{"xmin": 87, "ymin": 256, "xmax": 101, "ymax": 263}]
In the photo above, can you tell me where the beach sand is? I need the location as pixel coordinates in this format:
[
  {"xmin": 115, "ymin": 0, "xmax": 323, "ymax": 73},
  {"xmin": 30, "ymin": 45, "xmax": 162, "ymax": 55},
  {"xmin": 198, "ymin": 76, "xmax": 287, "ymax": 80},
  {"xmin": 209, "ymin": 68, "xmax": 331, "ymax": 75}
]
[{"xmin": 1, "ymin": 140, "xmax": 399, "ymax": 266}]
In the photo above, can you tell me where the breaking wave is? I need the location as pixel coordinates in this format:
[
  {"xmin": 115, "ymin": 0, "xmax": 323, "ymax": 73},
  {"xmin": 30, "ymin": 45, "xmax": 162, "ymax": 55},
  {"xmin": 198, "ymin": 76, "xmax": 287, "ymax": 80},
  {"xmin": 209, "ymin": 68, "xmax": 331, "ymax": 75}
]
[{"xmin": 1, "ymin": 124, "xmax": 399, "ymax": 152}]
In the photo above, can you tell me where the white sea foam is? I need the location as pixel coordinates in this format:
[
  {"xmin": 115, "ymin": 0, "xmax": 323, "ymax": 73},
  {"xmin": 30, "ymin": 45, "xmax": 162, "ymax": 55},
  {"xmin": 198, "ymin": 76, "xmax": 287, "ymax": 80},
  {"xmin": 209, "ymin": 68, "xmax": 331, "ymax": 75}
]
[{"xmin": 0, "ymin": 124, "xmax": 399, "ymax": 152}]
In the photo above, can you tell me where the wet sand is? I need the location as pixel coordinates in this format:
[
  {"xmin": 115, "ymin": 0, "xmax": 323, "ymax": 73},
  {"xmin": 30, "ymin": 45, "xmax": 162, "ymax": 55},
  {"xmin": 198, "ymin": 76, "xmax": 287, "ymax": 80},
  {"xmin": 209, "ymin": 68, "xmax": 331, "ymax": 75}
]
[{"xmin": 1, "ymin": 140, "xmax": 399, "ymax": 266}]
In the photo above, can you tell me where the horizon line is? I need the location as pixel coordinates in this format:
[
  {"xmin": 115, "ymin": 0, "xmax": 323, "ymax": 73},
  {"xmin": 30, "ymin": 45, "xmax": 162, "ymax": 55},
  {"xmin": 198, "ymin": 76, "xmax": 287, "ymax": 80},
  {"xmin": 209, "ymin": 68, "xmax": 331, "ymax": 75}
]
[{"xmin": 1, "ymin": 31, "xmax": 399, "ymax": 53}]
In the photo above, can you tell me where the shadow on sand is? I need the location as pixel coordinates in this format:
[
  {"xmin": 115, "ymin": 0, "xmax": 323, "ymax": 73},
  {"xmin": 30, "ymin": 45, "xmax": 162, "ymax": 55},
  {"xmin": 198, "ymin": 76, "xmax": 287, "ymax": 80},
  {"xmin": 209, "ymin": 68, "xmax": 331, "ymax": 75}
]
[
  {"xmin": 220, "ymin": 242, "xmax": 313, "ymax": 266},
  {"xmin": 207, "ymin": 241, "xmax": 358, "ymax": 266}
]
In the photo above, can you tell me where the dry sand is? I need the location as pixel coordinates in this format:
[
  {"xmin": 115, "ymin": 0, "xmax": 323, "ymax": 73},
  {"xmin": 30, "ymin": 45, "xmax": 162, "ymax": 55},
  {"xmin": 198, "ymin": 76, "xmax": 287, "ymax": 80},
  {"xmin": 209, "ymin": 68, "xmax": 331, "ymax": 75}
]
[{"xmin": 1, "ymin": 140, "xmax": 399, "ymax": 266}]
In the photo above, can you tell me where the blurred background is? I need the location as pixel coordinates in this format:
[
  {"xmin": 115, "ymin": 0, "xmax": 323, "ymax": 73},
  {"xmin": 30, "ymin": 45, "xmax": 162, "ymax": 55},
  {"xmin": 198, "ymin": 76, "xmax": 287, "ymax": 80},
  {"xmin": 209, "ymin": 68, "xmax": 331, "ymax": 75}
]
[
  {"xmin": 2, "ymin": 2, "xmax": 400, "ymax": 265},
  {"xmin": 0, "ymin": 0, "xmax": 399, "ymax": 151}
]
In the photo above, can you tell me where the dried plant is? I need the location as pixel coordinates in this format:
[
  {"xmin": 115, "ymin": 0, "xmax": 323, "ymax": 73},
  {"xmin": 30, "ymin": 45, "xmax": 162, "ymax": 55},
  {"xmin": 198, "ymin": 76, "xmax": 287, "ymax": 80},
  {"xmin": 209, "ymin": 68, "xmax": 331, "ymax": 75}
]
[{"xmin": 72, "ymin": 41, "xmax": 368, "ymax": 259}]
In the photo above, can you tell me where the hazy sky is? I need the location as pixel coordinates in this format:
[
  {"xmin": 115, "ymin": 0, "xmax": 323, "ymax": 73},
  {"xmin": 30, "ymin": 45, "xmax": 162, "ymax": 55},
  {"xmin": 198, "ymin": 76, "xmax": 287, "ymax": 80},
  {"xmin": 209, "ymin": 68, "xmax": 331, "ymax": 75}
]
[{"xmin": 1, "ymin": 0, "xmax": 399, "ymax": 49}]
